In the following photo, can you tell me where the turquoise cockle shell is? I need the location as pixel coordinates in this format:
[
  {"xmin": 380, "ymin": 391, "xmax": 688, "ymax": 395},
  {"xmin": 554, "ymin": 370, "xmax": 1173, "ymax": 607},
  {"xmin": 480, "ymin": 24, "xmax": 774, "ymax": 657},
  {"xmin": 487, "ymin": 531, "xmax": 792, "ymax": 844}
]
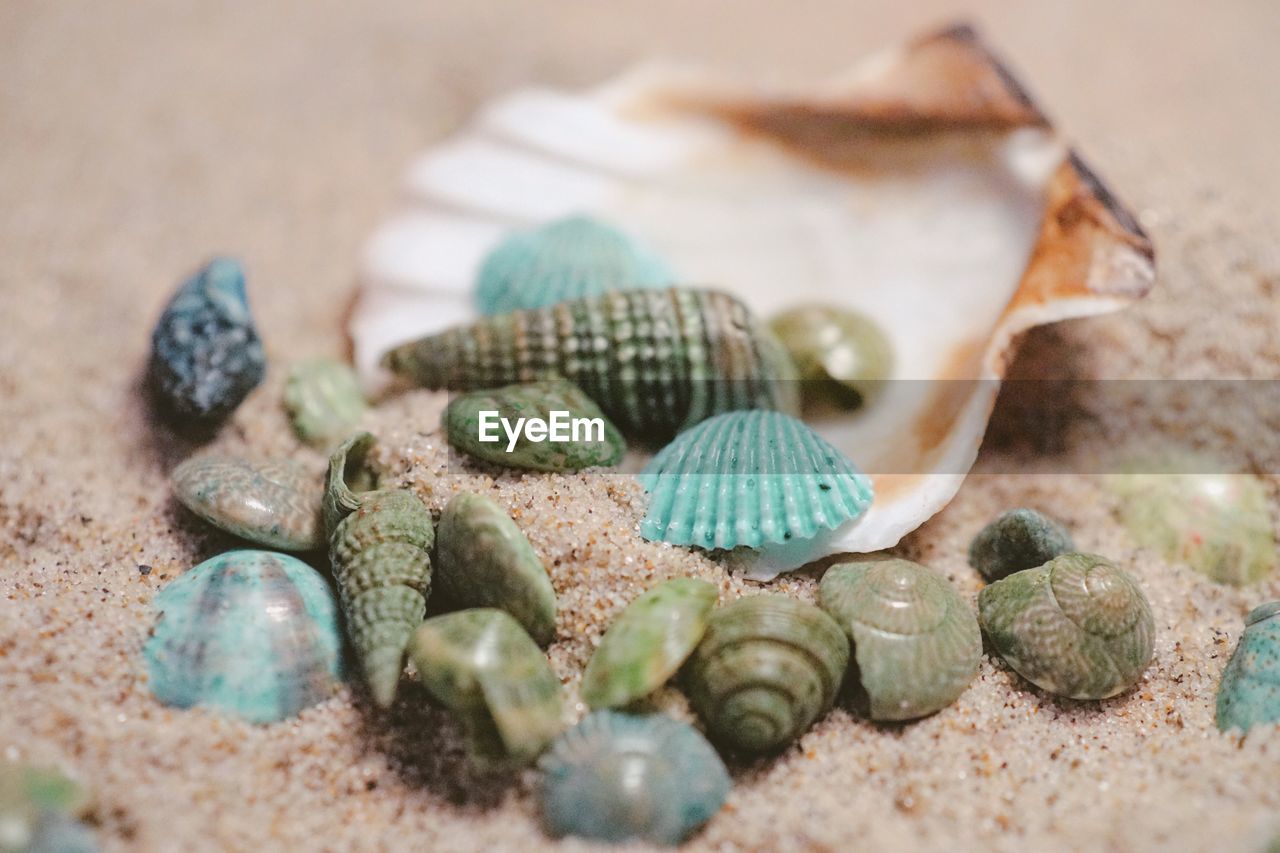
[
  {"xmin": 1216, "ymin": 601, "xmax": 1280, "ymax": 733},
  {"xmin": 144, "ymin": 550, "xmax": 343, "ymax": 724}
]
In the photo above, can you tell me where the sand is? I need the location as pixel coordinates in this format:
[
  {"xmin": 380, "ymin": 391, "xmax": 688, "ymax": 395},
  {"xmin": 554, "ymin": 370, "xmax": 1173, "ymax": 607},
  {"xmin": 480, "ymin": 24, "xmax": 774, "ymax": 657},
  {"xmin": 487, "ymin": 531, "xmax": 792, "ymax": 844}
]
[{"xmin": 3, "ymin": 1, "xmax": 1280, "ymax": 850}]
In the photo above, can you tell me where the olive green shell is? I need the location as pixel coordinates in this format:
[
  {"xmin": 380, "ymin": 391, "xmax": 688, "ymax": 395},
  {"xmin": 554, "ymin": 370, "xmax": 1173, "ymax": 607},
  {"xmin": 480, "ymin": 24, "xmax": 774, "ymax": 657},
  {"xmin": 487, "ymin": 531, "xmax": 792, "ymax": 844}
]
[
  {"xmin": 409, "ymin": 609, "xmax": 564, "ymax": 767},
  {"xmin": 171, "ymin": 456, "xmax": 325, "ymax": 551},
  {"xmin": 1216, "ymin": 601, "xmax": 1280, "ymax": 733},
  {"xmin": 978, "ymin": 554, "xmax": 1155, "ymax": 700},
  {"xmin": 968, "ymin": 508, "xmax": 1074, "ymax": 582},
  {"xmin": 444, "ymin": 380, "xmax": 625, "ymax": 471},
  {"xmin": 326, "ymin": 432, "xmax": 434, "ymax": 708},
  {"xmin": 283, "ymin": 358, "xmax": 367, "ymax": 448},
  {"xmin": 819, "ymin": 559, "xmax": 980, "ymax": 720},
  {"xmin": 768, "ymin": 305, "xmax": 893, "ymax": 416},
  {"xmin": 435, "ymin": 492, "xmax": 557, "ymax": 646},
  {"xmin": 382, "ymin": 287, "xmax": 799, "ymax": 441},
  {"xmin": 682, "ymin": 595, "xmax": 849, "ymax": 754},
  {"xmin": 581, "ymin": 578, "xmax": 718, "ymax": 710}
]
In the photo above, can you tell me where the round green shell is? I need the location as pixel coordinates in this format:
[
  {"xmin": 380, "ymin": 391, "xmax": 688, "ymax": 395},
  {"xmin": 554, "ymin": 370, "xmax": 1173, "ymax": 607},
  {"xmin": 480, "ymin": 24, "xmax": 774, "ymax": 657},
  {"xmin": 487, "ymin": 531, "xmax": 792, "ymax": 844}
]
[
  {"xmin": 969, "ymin": 508, "xmax": 1074, "ymax": 582},
  {"xmin": 768, "ymin": 304, "xmax": 893, "ymax": 416}
]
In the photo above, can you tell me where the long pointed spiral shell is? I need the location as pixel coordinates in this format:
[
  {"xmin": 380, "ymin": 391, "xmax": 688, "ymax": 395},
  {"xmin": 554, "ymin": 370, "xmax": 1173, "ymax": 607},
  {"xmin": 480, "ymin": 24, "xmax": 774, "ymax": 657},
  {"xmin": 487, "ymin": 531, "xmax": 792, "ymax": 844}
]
[{"xmin": 1216, "ymin": 601, "xmax": 1280, "ymax": 733}]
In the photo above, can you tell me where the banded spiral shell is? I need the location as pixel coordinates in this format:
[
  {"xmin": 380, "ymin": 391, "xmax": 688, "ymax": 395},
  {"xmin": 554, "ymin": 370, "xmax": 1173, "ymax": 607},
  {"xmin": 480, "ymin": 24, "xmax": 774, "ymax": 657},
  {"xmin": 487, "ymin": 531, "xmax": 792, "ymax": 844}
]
[
  {"xmin": 325, "ymin": 432, "xmax": 434, "ymax": 708},
  {"xmin": 768, "ymin": 305, "xmax": 893, "ymax": 416},
  {"xmin": 639, "ymin": 410, "xmax": 874, "ymax": 551},
  {"xmin": 435, "ymin": 492, "xmax": 557, "ymax": 646},
  {"xmin": 819, "ymin": 558, "xmax": 980, "ymax": 720},
  {"xmin": 283, "ymin": 358, "xmax": 367, "ymax": 448},
  {"xmin": 171, "ymin": 456, "xmax": 325, "ymax": 551},
  {"xmin": 538, "ymin": 711, "xmax": 730, "ymax": 845},
  {"xmin": 1216, "ymin": 601, "xmax": 1280, "ymax": 733},
  {"xmin": 409, "ymin": 609, "xmax": 564, "ymax": 766},
  {"xmin": 968, "ymin": 508, "xmax": 1074, "ymax": 582},
  {"xmin": 143, "ymin": 550, "xmax": 343, "ymax": 724},
  {"xmin": 978, "ymin": 553, "xmax": 1155, "ymax": 700},
  {"xmin": 382, "ymin": 288, "xmax": 799, "ymax": 441},
  {"xmin": 682, "ymin": 595, "xmax": 849, "ymax": 753}
]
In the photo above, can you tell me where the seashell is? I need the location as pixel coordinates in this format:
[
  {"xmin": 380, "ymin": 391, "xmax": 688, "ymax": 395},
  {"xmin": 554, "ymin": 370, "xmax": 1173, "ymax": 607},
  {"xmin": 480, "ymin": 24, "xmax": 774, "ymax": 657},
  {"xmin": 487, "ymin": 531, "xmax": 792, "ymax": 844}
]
[
  {"xmin": 148, "ymin": 257, "xmax": 265, "ymax": 424},
  {"xmin": 382, "ymin": 287, "xmax": 799, "ymax": 441},
  {"xmin": 435, "ymin": 492, "xmax": 557, "ymax": 646},
  {"xmin": 768, "ymin": 305, "xmax": 893, "ymax": 416},
  {"xmin": 350, "ymin": 25, "xmax": 1155, "ymax": 573},
  {"xmin": 408, "ymin": 608, "xmax": 563, "ymax": 766},
  {"xmin": 638, "ymin": 410, "xmax": 873, "ymax": 551},
  {"xmin": 171, "ymin": 456, "xmax": 325, "ymax": 551},
  {"xmin": 968, "ymin": 507, "xmax": 1074, "ymax": 582},
  {"xmin": 475, "ymin": 215, "xmax": 674, "ymax": 315},
  {"xmin": 538, "ymin": 711, "xmax": 729, "ymax": 845},
  {"xmin": 0, "ymin": 762, "xmax": 95, "ymax": 853},
  {"xmin": 581, "ymin": 578, "xmax": 717, "ymax": 710},
  {"xmin": 143, "ymin": 550, "xmax": 343, "ymax": 724},
  {"xmin": 1216, "ymin": 601, "xmax": 1280, "ymax": 733},
  {"xmin": 682, "ymin": 594, "xmax": 849, "ymax": 753},
  {"xmin": 444, "ymin": 379, "xmax": 625, "ymax": 471},
  {"xmin": 977, "ymin": 553, "xmax": 1155, "ymax": 700},
  {"xmin": 283, "ymin": 358, "xmax": 367, "ymax": 448},
  {"xmin": 818, "ymin": 558, "xmax": 980, "ymax": 720}
]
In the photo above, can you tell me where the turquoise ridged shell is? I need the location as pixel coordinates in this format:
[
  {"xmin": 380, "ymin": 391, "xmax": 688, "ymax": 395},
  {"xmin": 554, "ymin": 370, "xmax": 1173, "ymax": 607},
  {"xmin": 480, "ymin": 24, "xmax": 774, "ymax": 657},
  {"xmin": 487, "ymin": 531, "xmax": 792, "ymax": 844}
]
[
  {"xmin": 538, "ymin": 711, "xmax": 730, "ymax": 845},
  {"xmin": 638, "ymin": 410, "xmax": 873, "ymax": 551},
  {"xmin": 1216, "ymin": 601, "xmax": 1280, "ymax": 733},
  {"xmin": 143, "ymin": 550, "xmax": 343, "ymax": 724},
  {"xmin": 475, "ymin": 216, "xmax": 674, "ymax": 314}
]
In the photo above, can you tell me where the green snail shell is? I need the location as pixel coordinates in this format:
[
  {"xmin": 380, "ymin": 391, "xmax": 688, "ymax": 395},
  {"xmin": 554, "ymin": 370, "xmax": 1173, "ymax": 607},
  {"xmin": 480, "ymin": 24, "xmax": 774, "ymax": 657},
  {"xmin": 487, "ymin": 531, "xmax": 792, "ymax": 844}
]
[
  {"xmin": 171, "ymin": 456, "xmax": 325, "ymax": 551},
  {"xmin": 1216, "ymin": 601, "xmax": 1280, "ymax": 733},
  {"xmin": 819, "ymin": 558, "xmax": 980, "ymax": 720},
  {"xmin": 978, "ymin": 553, "xmax": 1155, "ymax": 700},
  {"xmin": 768, "ymin": 305, "xmax": 893, "ymax": 417},
  {"xmin": 682, "ymin": 594, "xmax": 849, "ymax": 754},
  {"xmin": 283, "ymin": 358, "xmax": 367, "ymax": 449},
  {"xmin": 968, "ymin": 508, "xmax": 1074, "ymax": 582}
]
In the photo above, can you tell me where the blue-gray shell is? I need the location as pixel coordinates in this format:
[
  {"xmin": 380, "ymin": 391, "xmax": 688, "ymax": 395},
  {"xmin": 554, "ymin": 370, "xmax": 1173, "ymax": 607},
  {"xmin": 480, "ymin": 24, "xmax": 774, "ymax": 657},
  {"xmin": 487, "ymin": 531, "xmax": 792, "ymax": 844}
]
[{"xmin": 1216, "ymin": 601, "xmax": 1280, "ymax": 733}]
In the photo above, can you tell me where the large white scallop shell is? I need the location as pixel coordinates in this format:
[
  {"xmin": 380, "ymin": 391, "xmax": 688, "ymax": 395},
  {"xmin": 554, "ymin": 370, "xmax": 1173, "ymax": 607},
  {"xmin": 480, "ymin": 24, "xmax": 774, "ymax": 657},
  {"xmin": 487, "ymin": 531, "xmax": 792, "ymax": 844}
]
[{"xmin": 350, "ymin": 25, "xmax": 1155, "ymax": 577}]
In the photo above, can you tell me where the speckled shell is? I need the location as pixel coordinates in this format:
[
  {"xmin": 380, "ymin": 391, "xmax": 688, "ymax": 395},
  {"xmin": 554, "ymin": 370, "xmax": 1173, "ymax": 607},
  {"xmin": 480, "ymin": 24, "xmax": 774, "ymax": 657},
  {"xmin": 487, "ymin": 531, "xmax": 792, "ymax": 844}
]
[
  {"xmin": 382, "ymin": 288, "xmax": 799, "ymax": 441},
  {"xmin": 148, "ymin": 257, "xmax": 265, "ymax": 423},
  {"xmin": 581, "ymin": 578, "xmax": 717, "ymax": 710},
  {"xmin": 978, "ymin": 554, "xmax": 1155, "ymax": 700},
  {"xmin": 1216, "ymin": 601, "xmax": 1280, "ymax": 733},
  {"xmin": 444, "ymin": 380, "xmax": 625, "ymax": 471},
  {"xmin": 476, "ymin": 216, "xmax": 674, "ymax": 315},
  {"xmin": 819, "ymin": 559, "xmax": 980, "ymax": 720},
  {"xmin": 435, "ymin": 492, "xmax": 557, "ymax": 646},
  {"xmin": 171, "ymin": 456, "xmax": 325, "ymax": 551},
  {"xmin": 768, "ymin": 305, "xmax": 893, "ymax": 416},
  {"xmin": 638, "ymin": 410, "xmax": 874, "ymax": 551},
  {"xmin": 969, "ymin": 508, "xmax": 1074, "ymax": 582},
  {"xmin": 143, "ymin": 550, "xmax": 343, "ymax": 724},
  {"xmin": 408, "ymin": 609, "xmax": 563, "ymax": 766},
  {"xmin": 682, "ymin": 595, "xmax": 849, "ymax": 753},
  {"xmin": 283, "ymin": 358, "xmax": 367, "ymax": 448},
  {"xmin": 538, "ymin": 711, "xmax": 729, "ymax": 845},
  {"xmin": 326, "ymin": 432, "xmax": 434, "ymax": 708}
]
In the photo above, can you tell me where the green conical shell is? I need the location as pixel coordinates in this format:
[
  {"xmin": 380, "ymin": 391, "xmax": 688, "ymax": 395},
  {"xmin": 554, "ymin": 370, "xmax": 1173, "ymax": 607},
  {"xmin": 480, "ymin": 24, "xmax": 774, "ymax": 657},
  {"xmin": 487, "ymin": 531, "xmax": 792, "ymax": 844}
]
[{"xmin": 1216, "ymin": 601, "xmax": 1280, "ymax": 733}]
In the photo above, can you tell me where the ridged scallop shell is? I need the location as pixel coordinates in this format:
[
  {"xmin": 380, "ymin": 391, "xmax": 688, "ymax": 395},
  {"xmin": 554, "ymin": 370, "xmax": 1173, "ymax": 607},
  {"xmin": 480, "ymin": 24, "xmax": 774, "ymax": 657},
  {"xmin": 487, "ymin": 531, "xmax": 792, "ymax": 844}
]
[
  {"xmin": 819, "ymin": 558, "xmax": 980, "ymax": 720},
  {"xmin": 581, "ymin": 578, "xmax": 717, "ymax": 710},
  {"xmin": 435, "ymin": 492, "xmax": 557, "ymax": 646},
  {"xmin": 638, "ymin": 410, "xmax": 873, "ymax": 552},
  {"xmin": 408, "ymin": 608, "xmax": 563, "ymax": 766},
  {"xmin": 283, "ymin": 358, "xmax": 367, "ymax": 449},
  {"xmin": 968, "ymin": 508, "xmax": 1074, "ymax": 582},
  {"xmin": 1216, "ymin": 602, "xmax": 1280, "ymax": 733},
  {"xmin": 978, "ymin": 553, "xmax": 1155, "ymax": 700},
  {"xmin": 682, "ymin": 594, "xmax": 849, "ymax": 753},
  {"xmin": 382, "ymin": 287, "xmax": 798, "ymax": 441},
  {"xmin": 143, "ymin": 550, "xmax": 343, "ymax": 724},
  {"xmin": 769, "ymin": 305, "xmax": 893, "ymax": 417},
  {"xmin": 538, "ymin": 711, "xmax": 729, "ymax": 845},
  {"xmin": 148, "ymin": 257, "xmax": 265, "ymax": 424},
  {"xmin": 172, "ymin": 456, "xmax": 325, "ymax": 551},
  {"xmin": 325, "ymin": 432, "xmax": 434, "ymax": 708}
]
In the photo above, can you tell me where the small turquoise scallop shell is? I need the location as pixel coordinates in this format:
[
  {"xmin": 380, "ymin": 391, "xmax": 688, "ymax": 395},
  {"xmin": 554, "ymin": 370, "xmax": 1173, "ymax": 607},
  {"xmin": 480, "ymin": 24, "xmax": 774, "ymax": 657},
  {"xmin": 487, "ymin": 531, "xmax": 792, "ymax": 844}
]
[
  {"xmin": 638, "ymin": 410, "xmax": 873, "ymax": 551},
  {"xmin": 144, "ymin": 550, "xmax": 343, "ymax": 724},
  {"xmin": 475, "ymin": 216, "xmax": 674, "ymax": 315},
  {"xmin": 1216, "ymin": 601, "xmax": 1280, "ymax": 733},
  {"xmin": 538, "ymin": 711, "xmax": 730, "ymax": 846}
]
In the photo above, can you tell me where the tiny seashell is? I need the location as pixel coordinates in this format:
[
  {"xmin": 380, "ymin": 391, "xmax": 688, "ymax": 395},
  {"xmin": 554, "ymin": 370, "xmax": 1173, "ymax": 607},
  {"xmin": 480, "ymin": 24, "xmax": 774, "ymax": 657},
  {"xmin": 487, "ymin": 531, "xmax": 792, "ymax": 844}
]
[
  {"xmin": 968, "ymin": 508, "xmax": 1074, "ymax": 582},
  {"xmin": 325, "ymin": 432, "xmax": 434, "ymax": 708},
  {"xmin": 475, "ymin": 215, "xmax": 674, "ymax": 315},
  {"xmin": 143, "ymin": 550, "xmax": 343, "ymax": 724},
  {"xmin": 408, "ymin": 608, "xmax": 563, "ymax": 766},
  {"xmin": 638, "ymin": 410, "xmax": 874, "ymax": 551},
  {"xmin": 23, "ymin": 811, "xmax": 100, "ymax": 853},
  {"xmin": 0, "ymin": 762, "xmax": 94, "ymax": 853},
  {"xmin": 768, "ymin": 305, "xmax": 893, "ymax": 416},
  {"xmin": 435, "ymin": 492, "xmax": 557, "ymax": 646},
  {"xmin": 1216, "ymin": 601, "xmax": 1280, "ymax": 733},
  {"xmin": 283, "ymin": 358, "xmax": 367, "ymax": 448},
  {"xmin": 382, "ymin": 288, "xmax": 799, "ymax": 441},
  {"xmin": 682, "ymin": 594, "xmax": 849, "ymax": 753},
  {"xmin": 819, "ymin": 558, "xmax": 980, "ymax": 720},
  {"xmin": 580, "ymin": 578, "xmax": 717, "ymax": 710},
  {"xmin": 978, "ymin": 553, "xmax": 1155, "ymax": 700},
  {"xmin": 444, "ymin": 379, "xmax": 625, "ymax": 471},
  {"xmin": 171, "ymin": 456, "xmax": 325, "ymax": 551},
  {"xmin": 148, "ymin": 257, "xmax": 265, "ymax": 423},
  {"xmin": 538, "ymin": 711, "xmax": 730, "ymax": 845}
]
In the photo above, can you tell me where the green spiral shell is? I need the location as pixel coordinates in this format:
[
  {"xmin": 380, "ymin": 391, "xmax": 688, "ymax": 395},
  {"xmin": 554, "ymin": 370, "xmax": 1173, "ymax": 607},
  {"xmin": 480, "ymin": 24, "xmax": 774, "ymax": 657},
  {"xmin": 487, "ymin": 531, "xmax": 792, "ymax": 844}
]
[
  {"xmin": 171, "ymin": 456, "xmax": 325, "ymax": 551},
  {"xmin": 968, "ymin": 508, "xmax": 1074, "ymax": 582},
  {"xmin": 768, "ymin": 304, "xmax": 893, "ymax": 416}
]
